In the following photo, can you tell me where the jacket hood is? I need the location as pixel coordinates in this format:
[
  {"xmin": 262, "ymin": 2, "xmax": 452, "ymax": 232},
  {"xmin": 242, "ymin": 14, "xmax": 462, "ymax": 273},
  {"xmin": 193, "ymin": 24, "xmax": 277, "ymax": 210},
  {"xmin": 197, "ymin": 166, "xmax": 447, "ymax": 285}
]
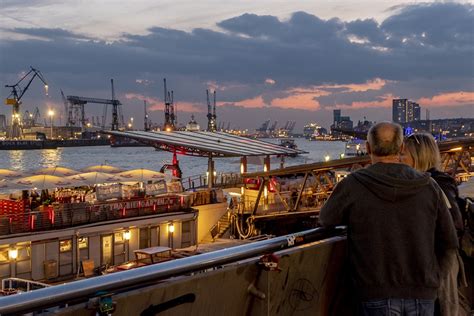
[{"xmin": 351, "ymin": 163, "xmax": 432, "ymax": 202}]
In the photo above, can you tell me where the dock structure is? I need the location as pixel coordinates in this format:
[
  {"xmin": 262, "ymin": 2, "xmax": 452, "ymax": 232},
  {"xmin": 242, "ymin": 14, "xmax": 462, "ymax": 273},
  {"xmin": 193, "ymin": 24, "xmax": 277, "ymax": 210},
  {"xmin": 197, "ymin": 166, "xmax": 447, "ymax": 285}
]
[{"xmin": 104, "ymin": 130, "xmax": 305, "ymax": 188}]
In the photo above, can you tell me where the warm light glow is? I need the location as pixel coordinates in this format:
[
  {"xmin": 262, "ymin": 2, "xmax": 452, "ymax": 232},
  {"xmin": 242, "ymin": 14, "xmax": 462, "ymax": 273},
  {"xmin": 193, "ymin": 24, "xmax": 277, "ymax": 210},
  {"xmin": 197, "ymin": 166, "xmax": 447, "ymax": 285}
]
[
  {"xmin": 263, "ymin": 165, "xmax": 268, "ymax": 172},
  {"xmin": 165, "ymin": 127, "xmax": 172, "ymax": 132},
  {"xmin": 8, "ymin": 248, "xmax": 18, "ymax": 260},
  {"xmin": 324, "ymin": 155, "xmax": 330, "ymax": 162},
  {"xmin": 340, "ymin": 153, "xmax": 345, "ymax": 159},
  {"xmin": 123, "ymin": 230, "xmax": 131, "ymax": 240},
  {"xmin": 449, "ymin": 147, "xmax": 463, "ymax": 152},
  {"xmin": 264, "ymin": 185, "xmax": 268, "ymax": 198},
  {"xmin": 48, "ymin": 110, "xmax": 54, "ymax": 117},
  {"xmin": 168, "ymin": 223, "xmax": 175, "ymax": 233},
  {"xmin": 44, "ymin": 85, "xmax": 49, "ymax": 96},
  {"xmin": 240, "ymin": 162, "xmax": 245, "ymax": 174},
  {"xmin": 128, "ymin": 123, "xmax": 132, "ymax": 128}
]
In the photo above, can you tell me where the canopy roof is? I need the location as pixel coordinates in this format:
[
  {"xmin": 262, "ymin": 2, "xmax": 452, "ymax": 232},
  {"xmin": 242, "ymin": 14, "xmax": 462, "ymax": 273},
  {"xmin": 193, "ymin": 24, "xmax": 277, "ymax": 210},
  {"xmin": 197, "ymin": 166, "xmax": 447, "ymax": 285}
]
[
  {"xmin": 32, "ymin": 166, "xmax": 80, "ymax": 176},
  {"xmin": 0, "ymin": 169, "xmax": 23, "ymax": 178},
  {"xmin": 81, "ymin": 165, "xmax": 124, "ymax": 174},
  {"xmin": 15, "ymin": 175, "xmax": 77, "ymax": 190},
  {"xmin": 118, "ymin": 169, "xmax": 165, "ymax": 182},
  {"xmin": 106, "ymin": 130, "xmax": 305, "ymax": 157},
  {"xmin": 67, "ymin": 172, "xmax": 122, "ymax": 185}
]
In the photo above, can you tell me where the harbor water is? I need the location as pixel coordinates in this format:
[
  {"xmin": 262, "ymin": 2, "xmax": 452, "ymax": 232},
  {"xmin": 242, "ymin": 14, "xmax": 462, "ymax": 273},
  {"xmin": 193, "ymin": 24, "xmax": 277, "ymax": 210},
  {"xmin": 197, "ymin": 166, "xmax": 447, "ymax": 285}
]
[{"xmin": 0, "ymin": 138, "xmax": 347, "ymax": 177}]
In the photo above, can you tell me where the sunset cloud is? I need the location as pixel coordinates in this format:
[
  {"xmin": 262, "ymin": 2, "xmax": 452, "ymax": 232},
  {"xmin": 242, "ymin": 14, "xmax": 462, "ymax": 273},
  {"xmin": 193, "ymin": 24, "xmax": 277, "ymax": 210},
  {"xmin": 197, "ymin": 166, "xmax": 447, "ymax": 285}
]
[{"xmin": 417, "ymin": 91, "xmax": 474, "ymax": 108}]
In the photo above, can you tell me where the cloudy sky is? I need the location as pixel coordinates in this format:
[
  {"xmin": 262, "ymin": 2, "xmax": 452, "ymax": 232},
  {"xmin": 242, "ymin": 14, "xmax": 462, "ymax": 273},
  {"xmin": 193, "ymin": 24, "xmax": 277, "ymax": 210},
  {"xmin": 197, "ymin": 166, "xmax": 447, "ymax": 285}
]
[{"xmin": 0, "ymin": 0, "xmax": 473, "ymax": 131}]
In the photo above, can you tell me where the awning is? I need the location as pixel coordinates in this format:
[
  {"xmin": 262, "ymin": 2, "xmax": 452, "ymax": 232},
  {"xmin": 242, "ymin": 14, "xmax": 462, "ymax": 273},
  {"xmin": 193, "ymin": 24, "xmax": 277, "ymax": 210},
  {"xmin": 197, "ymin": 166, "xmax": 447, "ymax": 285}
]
[{"xmin": 106, "ymin": 131, "xmax": 305, "ymax": 157}]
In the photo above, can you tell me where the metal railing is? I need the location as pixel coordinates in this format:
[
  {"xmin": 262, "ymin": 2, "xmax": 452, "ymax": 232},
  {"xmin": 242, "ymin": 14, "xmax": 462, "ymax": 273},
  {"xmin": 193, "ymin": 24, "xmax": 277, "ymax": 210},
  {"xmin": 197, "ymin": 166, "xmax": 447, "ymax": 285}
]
[
  {"xmin": 181, "ymin": 172, "xmax": 243, "ymax": 190},
  {"xmin": 0, "ymin": 195, "xmax": 186, "ymax": 236},
  {"xmin": 0, "ymin": 226, "xmax": 346, "ymax": 315}
]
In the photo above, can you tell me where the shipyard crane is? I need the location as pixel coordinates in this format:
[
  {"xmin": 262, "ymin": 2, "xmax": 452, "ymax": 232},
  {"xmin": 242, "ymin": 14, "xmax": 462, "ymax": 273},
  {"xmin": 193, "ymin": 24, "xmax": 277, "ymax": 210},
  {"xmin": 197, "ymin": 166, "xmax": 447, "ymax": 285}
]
[
  {"xmin": 144, "ymin": 100, "xmax": 150, "ymax": 131},
  {"xmin": 163, "ymin": 78, "xmax": 176, "ymax": 131},
  {"xmin": 206, "ymin": 90, "xmax": 217, "ymax": 132},
  {"xmin": 67, "ymin": 79, "xmax": 123, "ymax": 130},
  {"xmin": 4, "ymin": 67, "xmax": 48, "ymax": 138}
]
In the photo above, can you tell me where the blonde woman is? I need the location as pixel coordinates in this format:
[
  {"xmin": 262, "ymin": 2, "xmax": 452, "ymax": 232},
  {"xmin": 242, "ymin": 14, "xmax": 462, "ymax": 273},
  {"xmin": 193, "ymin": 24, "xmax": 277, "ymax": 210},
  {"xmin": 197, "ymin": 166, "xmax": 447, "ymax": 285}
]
[{"xmin": 403, "ymin": 133, "xmax": 466, "ymax": 316}]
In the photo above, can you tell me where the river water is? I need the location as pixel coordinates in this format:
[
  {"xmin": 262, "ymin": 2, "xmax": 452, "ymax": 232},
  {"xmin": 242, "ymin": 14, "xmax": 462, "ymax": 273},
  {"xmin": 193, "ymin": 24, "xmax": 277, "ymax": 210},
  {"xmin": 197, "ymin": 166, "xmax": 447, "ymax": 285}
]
[{"xmin": 0, "ymin": 138, "xmax": 347, "ymax": 177}]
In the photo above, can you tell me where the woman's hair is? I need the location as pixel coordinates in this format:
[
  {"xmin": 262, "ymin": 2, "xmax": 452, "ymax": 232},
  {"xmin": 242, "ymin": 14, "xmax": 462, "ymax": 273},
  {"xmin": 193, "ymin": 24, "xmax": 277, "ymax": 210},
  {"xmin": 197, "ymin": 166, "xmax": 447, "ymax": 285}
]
[{"xmin": 404, "ymin": 133, "xmax": 441, "ymax": 171}]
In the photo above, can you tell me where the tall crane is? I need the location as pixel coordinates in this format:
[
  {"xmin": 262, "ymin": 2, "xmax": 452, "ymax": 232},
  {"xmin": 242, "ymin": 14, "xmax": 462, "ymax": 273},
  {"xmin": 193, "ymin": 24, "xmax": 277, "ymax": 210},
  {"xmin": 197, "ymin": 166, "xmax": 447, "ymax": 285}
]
[
  {"xmin": 163, "ymin": 78, "xmax": 176, "ymax": 131},
  {"xmin": 4, "ymin": 67, "xmax": 48, "ymax": 138},
  {"xmin": 206, "ymin": 90, "xmax": 217, "ymax": 132},
  {"xmin": 144, "ymin": 100, "xmax": 150, "ymax": 131}
]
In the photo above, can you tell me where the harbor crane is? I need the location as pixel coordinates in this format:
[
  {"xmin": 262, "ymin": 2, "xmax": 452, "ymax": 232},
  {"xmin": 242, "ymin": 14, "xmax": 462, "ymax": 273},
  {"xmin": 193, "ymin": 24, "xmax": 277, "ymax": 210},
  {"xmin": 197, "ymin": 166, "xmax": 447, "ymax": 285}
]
[
  {"xmin": 163, "ymin": 78, "xmax": 176, "ymax": 131},
  {"xmin": 4, "ymin": 67, "xmax": 48, "ymax": 138},
  {"xmin": 66, "ymin": 79, "xmax": 123, "ymax": 130},
  {"xmin": 206, "ymin": 89, "xmax": 217, "ymax": 132}
]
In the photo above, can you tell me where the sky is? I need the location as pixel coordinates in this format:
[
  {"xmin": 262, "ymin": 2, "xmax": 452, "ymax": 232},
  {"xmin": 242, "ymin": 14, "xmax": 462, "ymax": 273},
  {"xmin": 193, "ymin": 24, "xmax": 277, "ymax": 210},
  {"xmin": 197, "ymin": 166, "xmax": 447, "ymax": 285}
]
[{"xmin": 0, "ymin": 0, "xmax": 473, "ymax": 131}]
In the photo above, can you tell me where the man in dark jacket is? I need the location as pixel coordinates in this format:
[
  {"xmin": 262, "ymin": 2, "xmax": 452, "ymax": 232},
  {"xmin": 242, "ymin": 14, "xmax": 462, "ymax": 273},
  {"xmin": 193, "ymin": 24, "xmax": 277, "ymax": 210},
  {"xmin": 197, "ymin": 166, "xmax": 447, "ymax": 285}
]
[{"xmin": 319, "ymin": 122, "xmax": 458, "ymax": 315}]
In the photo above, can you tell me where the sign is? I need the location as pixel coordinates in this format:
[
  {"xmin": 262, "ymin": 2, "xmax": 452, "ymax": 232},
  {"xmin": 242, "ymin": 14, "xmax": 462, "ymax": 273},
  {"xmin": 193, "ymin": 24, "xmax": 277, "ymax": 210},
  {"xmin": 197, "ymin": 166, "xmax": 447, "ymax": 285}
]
[
  {"xmin": 96, "ymin": 184, "xmax": 121, "ymax": 201},
  {"xmin": 145, "ymin": 180, "xmax": 167, "ymax": 196}
]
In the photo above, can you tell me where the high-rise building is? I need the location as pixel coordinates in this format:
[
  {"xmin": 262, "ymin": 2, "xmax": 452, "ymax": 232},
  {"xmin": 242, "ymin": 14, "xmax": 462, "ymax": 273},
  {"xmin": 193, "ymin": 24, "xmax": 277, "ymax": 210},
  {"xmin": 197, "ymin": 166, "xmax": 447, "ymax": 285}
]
[
  {"xmin": 333, "ymin": 109, "xmax": 341, "ymax": 125},
  {"xmin": 392, "ymin": 99, "xmax": 421, "ymax": 123}
]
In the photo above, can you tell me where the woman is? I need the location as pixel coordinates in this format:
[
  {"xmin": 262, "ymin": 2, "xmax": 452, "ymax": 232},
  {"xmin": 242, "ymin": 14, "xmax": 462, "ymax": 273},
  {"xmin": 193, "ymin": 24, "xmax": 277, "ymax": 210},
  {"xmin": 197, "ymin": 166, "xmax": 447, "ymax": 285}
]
[{"xmin": 403, "ymin": 133, "xmax": 466, "ymax": 316}]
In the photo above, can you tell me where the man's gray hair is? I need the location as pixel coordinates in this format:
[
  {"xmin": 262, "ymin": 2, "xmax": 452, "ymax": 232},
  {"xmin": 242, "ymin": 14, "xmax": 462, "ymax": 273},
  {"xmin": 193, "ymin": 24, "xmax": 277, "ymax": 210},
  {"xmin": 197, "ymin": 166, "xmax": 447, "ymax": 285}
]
[{"xmin": 367, "ymin": 122, "xmax": 403, "ymax": 156}]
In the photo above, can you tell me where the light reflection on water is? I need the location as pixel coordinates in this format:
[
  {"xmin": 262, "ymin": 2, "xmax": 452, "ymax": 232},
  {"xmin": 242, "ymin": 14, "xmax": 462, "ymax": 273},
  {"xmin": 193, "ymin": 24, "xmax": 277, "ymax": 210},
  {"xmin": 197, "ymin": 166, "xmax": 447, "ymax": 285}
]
[{"xmin": 0, "ymin": 139, "xmax": 347, "ymax": 177}]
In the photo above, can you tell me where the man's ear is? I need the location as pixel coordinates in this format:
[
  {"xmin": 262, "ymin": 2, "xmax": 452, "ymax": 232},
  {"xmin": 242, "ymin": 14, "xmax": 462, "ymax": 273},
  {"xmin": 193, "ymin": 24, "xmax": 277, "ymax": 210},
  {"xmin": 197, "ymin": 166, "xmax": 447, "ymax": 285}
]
[{"xmin": 365, "ymin": 141, "xmax": 371, "ymax": 155}]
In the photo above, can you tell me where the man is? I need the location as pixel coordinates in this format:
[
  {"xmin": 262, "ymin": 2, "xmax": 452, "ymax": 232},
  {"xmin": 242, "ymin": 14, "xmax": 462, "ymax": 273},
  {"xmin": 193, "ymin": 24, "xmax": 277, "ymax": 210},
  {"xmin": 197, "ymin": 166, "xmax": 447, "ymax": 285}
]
[{"xmin": 319, "ymin": 122, "xmax": 458, "ymax": 315}]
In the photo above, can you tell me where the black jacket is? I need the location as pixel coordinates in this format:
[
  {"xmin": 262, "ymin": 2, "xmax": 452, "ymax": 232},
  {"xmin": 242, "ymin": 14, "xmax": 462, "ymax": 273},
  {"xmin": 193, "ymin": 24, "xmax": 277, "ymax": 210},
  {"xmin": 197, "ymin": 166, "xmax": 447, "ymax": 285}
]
[
  {"xmin": 428, "ymin": 168, "xmax": 464, "ymax": 235},
  {"xmin": 319, "ymin": 163, "xmax": 458, "ymax": 300}
]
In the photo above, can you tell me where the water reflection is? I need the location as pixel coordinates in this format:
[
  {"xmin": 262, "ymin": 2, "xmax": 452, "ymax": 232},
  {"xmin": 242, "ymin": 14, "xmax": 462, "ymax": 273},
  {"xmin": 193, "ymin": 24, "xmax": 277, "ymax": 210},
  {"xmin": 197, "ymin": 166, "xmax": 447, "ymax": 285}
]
[
  {"xmin": 9, "ymin": 151, "xmax": 25, "ymax": 170},
  {"xmin": 40, "ymin": 149, "xmax": 62, "ymax": 168}
]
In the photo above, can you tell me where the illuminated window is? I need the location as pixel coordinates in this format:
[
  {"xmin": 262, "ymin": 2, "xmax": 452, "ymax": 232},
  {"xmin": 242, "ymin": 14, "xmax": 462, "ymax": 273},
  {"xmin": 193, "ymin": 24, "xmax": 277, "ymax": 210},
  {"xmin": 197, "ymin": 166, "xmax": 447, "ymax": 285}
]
[
  {"xmin": 60, "ymin": 240, "xmax": 72, "ymax": 252},
  {"xmin": 114, "ymin": 232, "xmax": 124, "ymax": 243},
  {"xmin": 78, "ymin": 237, "xmax": 88, "ymax": 250},
  {"xmin": 0, "ymin": 247, "xmax": 8, "ymax": 263}
]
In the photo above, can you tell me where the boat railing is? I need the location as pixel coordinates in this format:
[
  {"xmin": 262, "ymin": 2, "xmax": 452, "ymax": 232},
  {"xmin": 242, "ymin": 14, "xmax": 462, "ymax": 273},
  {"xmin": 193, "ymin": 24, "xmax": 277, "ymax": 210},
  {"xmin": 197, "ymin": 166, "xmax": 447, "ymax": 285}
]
[
  {"xmin": 182, "ymin": 172, "xmax": 243, "ymax": 190},
  {"xmin": 1, "ymin": 278, "xmax": 51, "ymax": 295},
  {"xmin": 0, "ymin": 195, "xmax": 187, "ymax": 236},
  {"xmin": 0, "ymin": 226, "xmax": 347, "ymax": 315}
]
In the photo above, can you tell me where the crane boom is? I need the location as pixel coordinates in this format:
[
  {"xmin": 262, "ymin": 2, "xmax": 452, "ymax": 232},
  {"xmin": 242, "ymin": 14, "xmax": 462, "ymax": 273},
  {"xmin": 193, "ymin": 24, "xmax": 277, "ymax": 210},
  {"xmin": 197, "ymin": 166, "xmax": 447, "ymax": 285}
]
[{"xmin": 5, "ymin": 67, "xmax": 48, "ymax": 138}]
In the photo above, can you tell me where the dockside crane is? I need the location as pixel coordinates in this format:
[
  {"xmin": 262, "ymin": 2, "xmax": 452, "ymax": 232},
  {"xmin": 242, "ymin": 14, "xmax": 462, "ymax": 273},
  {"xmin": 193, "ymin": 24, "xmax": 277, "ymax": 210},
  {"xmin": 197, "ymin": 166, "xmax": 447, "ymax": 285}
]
[
  {"xmin": 206, "ymin": 90, "xmax": 217, "ymax": 132},
  {"xmin": 4, "ymin": 67, "xmax": 48, "ymax": 138},
  {"xmin": 163, "ymin": 78, "xmax": 176, "ymax": 131}
]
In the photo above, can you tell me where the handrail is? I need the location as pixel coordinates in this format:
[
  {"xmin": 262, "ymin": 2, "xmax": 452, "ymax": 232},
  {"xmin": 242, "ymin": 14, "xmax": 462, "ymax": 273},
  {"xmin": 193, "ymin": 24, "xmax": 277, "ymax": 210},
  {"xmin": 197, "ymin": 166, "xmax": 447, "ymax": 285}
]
[{"xmin": 0, "ymin": 226, "xmax": 346, "ymax": 315}]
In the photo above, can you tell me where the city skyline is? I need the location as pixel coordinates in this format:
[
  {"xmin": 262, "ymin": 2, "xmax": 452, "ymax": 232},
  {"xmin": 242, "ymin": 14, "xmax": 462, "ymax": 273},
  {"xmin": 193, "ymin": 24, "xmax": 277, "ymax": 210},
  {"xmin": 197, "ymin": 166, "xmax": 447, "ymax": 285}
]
[{"xmin": 0, "ymin": 1, "xmax": 473, "ymax": 131}]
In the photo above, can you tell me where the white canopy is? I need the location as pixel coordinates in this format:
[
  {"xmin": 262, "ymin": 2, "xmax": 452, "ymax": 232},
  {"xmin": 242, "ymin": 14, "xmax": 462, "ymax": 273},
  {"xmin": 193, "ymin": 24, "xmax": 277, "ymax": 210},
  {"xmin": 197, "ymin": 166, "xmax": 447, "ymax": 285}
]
[
  {"xmin": 81, "ymin": 165, "xmax": 123, "ymax": 174},
  {"xmin": 31, "ymin": 166, "xmax": 80, "ymax": 177},
  {"xmin": 118, "ymin": 169, "xmax": 165, "ymax": 183},
  {"xmin": 68, "ymin": 172, "xmax": 122, "ymax": 185},
  {"xmin": 14, "ymin": 175, "xmax": 77, "ymax": 190},
  {"xmin": 0, "ymin": 169, "xmax": 24, "ymax": 178}
]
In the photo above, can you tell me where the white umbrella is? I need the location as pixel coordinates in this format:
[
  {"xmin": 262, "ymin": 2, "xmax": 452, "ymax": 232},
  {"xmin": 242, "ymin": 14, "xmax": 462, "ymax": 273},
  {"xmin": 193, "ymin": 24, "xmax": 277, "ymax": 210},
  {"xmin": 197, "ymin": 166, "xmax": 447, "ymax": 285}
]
[
  {"xmin": 0, "ymin": 169, "xmax": 24, "ymax": 178},
  {"xmin": 14, "ymin": 175, "xmax": 76, "ymax": 190},
  {"xmin": 31, "ymin": 166, "xmax": 80, "ymax": 177},
  {"xmin": 81, "ymin": 165, "xmax": 124, "ymax": 174},
  {"xmin": 118, "ymin": 169, "xmax": 165, "ymax": 182},
  {"xmin": 68, "ymin": 172, "xmax": 122, "ymax": 185}
]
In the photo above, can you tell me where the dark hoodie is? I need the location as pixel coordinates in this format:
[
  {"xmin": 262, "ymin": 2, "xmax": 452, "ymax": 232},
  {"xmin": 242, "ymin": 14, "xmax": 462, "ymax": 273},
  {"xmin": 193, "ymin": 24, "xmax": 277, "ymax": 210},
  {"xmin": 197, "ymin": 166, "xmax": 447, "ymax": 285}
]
[{"xmin": 319, "ymin": 162, "xmax": 458, "ymax": 300}]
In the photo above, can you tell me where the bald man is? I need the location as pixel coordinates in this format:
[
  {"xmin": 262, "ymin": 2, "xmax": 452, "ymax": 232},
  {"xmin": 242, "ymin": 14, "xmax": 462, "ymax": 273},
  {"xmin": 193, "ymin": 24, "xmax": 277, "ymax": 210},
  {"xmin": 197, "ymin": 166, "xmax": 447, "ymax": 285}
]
[{"xmin": 319, "ymin": 122, "xmax": 458, "ymax": 315}]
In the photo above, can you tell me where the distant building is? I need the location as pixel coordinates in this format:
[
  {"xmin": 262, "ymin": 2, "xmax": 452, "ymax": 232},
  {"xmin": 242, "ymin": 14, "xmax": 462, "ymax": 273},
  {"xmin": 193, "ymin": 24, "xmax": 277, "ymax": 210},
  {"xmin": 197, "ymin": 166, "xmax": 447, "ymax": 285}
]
[
  {"xmin": 393, "ymin": 99, "xmax": 421, "ymax": 123},
  {"xmin": 185, "ymin": 115, "xmax": 200, "ymax": 132},
  {"xmin": 0, "ymin": 115, "xmax": 6, "ymax": 132}
]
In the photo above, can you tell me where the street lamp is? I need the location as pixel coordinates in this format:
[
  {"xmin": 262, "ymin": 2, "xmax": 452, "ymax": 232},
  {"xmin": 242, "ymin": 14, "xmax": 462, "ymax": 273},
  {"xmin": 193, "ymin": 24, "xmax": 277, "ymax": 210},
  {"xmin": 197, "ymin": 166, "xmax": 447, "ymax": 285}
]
[{"xmin": 48, "ymin": 110, "xmax": 54, "ymax": 139}]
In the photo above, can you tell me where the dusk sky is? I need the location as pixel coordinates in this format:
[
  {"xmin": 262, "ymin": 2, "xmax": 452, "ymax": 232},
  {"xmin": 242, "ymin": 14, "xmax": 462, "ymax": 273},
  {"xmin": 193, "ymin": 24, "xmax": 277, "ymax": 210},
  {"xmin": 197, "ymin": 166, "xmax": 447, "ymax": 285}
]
[{"xmin": 0, "ymin": 0, "xmax": 473, "ymax": 131}]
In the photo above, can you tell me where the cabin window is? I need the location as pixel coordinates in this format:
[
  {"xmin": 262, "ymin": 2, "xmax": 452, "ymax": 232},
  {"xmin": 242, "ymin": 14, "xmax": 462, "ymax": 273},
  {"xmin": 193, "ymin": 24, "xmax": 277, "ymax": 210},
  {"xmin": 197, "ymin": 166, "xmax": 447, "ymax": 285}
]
[
  {"xmin": 0, "ymin": 247, "xmax": 8, "ymax": 263},
  {"xmin": 139, "ymin": 227, "xmax": 150, "ymax": 249},
  {"xmin": 101, "ymin": 234, "xmax": 113, "ymax": 266},
  {"xmin": 59, "ymin": 239, "xmax": 73, "ymax": 276},
  {"xmin": 15, "ymin": 243, "xmax": 32, "ymax": 279},
  {"xmin": 78, "ymin": 237, "xmax": 88, "ymax": 250},
  {"xmin": 114, "ymin": 232, "xmax": 124, "ymax": 244},
  {"xmin": 181, "ymin": 221, "xmax": 192, "ymax": 248},
  {"xmin": 114, "ymin": 232, "xmax": 126, "ymax": 265},
  {"xmin": 60, "ymin": 240, "xmax": 72, "ymax": 252}
]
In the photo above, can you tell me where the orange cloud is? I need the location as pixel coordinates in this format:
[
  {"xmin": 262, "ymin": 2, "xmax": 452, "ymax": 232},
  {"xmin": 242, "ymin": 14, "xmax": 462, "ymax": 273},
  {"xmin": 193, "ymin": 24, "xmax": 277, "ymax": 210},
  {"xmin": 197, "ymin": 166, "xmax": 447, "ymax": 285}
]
[
  {"xmin": 416, "ymin": 91, "xmax": 474, "ymax": 107},
  {"xmin": 232, "ymin": 96, "xmax": 267, "ymax": 108},
  {"xmin": 329, "ymin": 93, "xmax": 395, "ymax": 109},
  {"xmin": 316, "ymin": 78, "xmax": 388, "ymax": 92},
  {"xmin": 271, "ymin": 89, "xmax": 328, "ymax": 110}
]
